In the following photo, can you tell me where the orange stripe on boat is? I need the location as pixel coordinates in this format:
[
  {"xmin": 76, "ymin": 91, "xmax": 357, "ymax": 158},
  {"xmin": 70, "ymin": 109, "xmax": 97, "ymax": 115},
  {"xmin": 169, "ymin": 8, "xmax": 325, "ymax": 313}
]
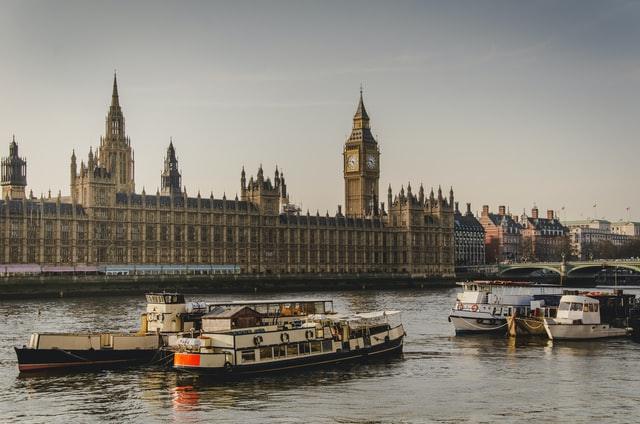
[{"xmin": 174, "ymin": 353, "xmax": 200, "ymax": 367}]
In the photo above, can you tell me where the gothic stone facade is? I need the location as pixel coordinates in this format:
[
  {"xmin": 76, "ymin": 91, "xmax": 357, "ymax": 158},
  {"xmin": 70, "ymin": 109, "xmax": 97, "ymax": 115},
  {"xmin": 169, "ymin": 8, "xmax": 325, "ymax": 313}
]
[{"xmin": 0, "ymin": 77, "xmax": 455, "ymax": 276}]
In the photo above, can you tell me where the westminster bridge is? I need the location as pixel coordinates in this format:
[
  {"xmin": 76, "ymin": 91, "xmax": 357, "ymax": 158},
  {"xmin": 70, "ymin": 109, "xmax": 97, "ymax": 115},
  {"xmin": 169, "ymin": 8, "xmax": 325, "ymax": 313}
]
[{"xmin": 497, "ymin": 259, "xmax": 640, "ymax": 278}]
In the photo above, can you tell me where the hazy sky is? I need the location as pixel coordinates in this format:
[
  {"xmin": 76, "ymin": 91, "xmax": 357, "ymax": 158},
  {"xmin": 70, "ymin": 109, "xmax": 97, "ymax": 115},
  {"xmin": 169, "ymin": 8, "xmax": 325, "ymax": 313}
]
[{"xmin": 1, "ymin": 1, "xmax": 639, "ymax": 221}]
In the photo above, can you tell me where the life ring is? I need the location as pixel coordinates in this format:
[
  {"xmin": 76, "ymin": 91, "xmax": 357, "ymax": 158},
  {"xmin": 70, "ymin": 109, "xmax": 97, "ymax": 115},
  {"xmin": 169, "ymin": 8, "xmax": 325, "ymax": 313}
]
[
  {"xmin": 471, "ymin": 304, "xmax": 479, "ymax": 312},
  {"xmin": 253, "ymin": 335, "xmax": 263, "ymax": 346},
  {"xmin": 280, "ymin": 333, "xmax": 290, "ymax": 343},
  {"xmin": 224, "ymin": 361, "xmax": 233, "ymax": 372},
  {"xmin": 456, "ymin": 302, "xmax": 464, "ymax": 311}
]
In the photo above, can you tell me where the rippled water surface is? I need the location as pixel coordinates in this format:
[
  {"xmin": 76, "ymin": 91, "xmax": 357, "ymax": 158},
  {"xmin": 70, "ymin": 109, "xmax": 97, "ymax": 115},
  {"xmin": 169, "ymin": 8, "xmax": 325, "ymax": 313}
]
[{"xmin": 1, "ymin": 287, "xmax": 640, "ymax": 423}]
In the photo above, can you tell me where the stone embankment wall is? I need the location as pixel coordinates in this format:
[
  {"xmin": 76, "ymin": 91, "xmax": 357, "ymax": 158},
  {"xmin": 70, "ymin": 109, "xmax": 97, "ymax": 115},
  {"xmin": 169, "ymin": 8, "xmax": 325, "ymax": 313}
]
[{"xmin": 0, "ymin": 274, "xmax": 460, "ymax": 300}]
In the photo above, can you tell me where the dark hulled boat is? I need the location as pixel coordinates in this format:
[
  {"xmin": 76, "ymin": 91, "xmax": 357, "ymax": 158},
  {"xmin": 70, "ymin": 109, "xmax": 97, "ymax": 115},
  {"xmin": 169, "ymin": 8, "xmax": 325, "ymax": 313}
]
[{"xmin": 15, "ymin": 333, "xmax": 162, "ymax": 372}]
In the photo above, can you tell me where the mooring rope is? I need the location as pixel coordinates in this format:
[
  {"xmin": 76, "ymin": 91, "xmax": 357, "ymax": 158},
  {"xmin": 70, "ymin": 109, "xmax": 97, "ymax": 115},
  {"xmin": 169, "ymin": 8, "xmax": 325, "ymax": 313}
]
[{"xmin": 457, "ymin": 317, "xmax": 507, "ymax": 331}]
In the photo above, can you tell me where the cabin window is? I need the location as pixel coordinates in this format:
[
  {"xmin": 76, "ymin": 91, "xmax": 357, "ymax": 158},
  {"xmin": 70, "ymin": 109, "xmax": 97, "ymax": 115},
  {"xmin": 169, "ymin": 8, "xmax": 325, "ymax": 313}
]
[
  {"xmin": 241, "ymin": 350, "xmax": 255, "ymax": 363},
  {"xmin": 322, "ymin": 340, "xmax": 333, "ymax": 352},
  {"xmin": 259, "ymin": 347, "xmax": 273, "ymax": 360},
  {"xmin": 274, "ymin": 345, "xmax": 286, "ymax": 358},
  {"xmin": 588, "ymin": 304, "xmax": 594, "ymax": 313},
  {"xmin": 594, "ymin": 304, "xmax": 599, "ymax": 312},
  {"xmin": 286, "ymin": 344, "xmax": 298, "ymax": 357},
  {"xmin": 310, "ymin": 341, "xmax": 322, "ymax": 353},
  {"xmin": 570, "ymin": 303, "xmax": 583, "ymax": 312},
  {"xmin": 299, "ymin": 342, "xmax": 311, "ymax": 355},
  {"xmin": 559, "ymin": 303, "xmax": 570, "ymax": 311},
  {"xmin": 583, "ymin": 304, "xmax": 590, "ymax": 313}
]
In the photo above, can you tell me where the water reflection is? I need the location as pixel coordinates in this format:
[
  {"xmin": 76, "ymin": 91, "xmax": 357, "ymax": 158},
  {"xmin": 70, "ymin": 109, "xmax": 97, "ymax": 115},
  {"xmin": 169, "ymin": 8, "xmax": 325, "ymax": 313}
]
[{"xmin": 167, "ymin": 355, "xmax": 404, "ymax": 411}]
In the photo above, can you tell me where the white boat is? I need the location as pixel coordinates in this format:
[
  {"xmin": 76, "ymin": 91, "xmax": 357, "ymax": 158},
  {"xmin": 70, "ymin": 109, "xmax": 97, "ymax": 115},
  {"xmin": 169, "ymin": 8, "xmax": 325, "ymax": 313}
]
[
  {"xmin": 171, "ymin": 307, "xmax": 405, "ymax": 376},
  {"xmin": 543, "ymin": 294, "xmax": 629, "ymax": 340},
  {"xmin": 449, "ymin": 281, "xmax": 563, "ymax": 334}
]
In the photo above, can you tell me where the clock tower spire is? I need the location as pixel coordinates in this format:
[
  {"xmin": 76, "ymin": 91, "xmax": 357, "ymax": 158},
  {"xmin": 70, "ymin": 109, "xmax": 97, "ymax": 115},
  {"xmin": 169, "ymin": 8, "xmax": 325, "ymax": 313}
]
[{"xmin": 343, "ymin": 88, "xmax": 380, "ymax": 217}]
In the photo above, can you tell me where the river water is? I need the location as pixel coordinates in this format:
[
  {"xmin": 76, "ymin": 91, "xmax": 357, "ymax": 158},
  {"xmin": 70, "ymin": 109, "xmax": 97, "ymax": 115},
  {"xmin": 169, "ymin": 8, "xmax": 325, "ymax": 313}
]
[{"xmin": 1, "ymin": 286, "xmax": 640, "ymax": 423}]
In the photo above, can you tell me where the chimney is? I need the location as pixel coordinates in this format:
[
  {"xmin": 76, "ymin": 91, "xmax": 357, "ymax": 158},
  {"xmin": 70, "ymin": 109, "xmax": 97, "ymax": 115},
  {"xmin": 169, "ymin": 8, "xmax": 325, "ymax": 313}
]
[
  {"xmin": 482, "ymin": 205, "xmax": 489, "ymax": 216},
  {"xmin": 454, "ymin": 201, "xmax": 459, "ymax": 213},
  {"xmin": 531, "ymin": 207, "xmax": 539, "ymax": 219},
  {"xmin": 466, "ymin": 202, "xmax": 472, "ymax": 215},
  {"xmin": 547, "ymin": 209, "xmax": 554, "ymax": 220},
  {"xmin": 513, "ymin": 215, "xmax": 519, "ymax": 223},
  {"xmin": 337, "ymin": 205, "xmax": 342, "ymax": 216},
  {"xmin": 498, "ymin": 205, "xmax": 506, "ymax": 216}
]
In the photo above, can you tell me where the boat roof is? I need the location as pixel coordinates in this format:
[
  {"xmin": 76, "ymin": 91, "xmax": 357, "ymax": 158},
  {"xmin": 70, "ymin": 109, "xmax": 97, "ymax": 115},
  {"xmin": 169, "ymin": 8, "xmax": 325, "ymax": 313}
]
[
  {"xmin": 560, "ymin": 295, "xmax": 600, "ymax": 303},
  {"xmin": 312, "ymin": 310, "xmax": 401, "ymax": 322},
  {"xmin": 203, "ymin": 305, "xmax": 261, "ymax": 318},
  {"xmin": 457, "ymin": 280, "xmax": 561, "ymax": 287},
  {"xmin": 207, "ymin": 299, "xmax": 334, "ymax": 305}
]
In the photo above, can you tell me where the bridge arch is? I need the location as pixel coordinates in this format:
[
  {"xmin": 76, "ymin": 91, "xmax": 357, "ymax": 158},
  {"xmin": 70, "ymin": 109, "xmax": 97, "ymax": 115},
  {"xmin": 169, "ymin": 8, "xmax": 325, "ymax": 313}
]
[
  {"xmin": 499, "ymin": 264, "xmax": 563, "ymax": 277},
  {"xmin": 567, "ymin": 263, "xmax": 640, "ymax": 276}
]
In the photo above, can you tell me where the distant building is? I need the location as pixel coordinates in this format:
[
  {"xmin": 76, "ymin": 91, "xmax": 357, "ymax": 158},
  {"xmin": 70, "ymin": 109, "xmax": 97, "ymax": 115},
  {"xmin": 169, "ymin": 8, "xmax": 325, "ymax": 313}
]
[
  {"xmin": 564, "ymin": 219, "xmax": 632, "ymax": 260},
  {"xmin": 520, "ymin": 207, "xmax": 568, "ymax": 261},
  {"xmin": 479, "ymin": 205, "xmax": 522, "ymax": 263},
  {"xmin": 454, "ymin": 202, "xmax": 485, "ymax": 266},
  {"xmin": 611, "ymin": 221, "xmax": 640, "ymax": 238}
]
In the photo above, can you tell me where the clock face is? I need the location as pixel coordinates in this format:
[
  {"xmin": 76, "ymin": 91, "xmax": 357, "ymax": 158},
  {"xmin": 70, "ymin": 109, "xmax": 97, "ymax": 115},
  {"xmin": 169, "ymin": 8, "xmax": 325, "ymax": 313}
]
[
  {"xmin": 366, "ymin": 154, "xmax": 376, "ymax": 169},
  {"xmin": 346, "ymin": 153, "xmax": 359, "ymax": 171}
]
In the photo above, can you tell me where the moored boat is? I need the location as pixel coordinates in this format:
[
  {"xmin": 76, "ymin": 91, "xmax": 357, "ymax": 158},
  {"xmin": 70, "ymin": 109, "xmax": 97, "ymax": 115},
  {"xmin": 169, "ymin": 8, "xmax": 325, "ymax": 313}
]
[
  {"xmin": 14, "ymin": 333, "xmax": 161, "ymax": 372},
  {"xmin": 171, "ymin": 306, "xmax": 405, "ymax": 376},
  {"xmin": 15, "ymin": 292, "xmax": 205, "ymax": 373},
  {"xmin": 543, "ymin": 291, "xmax": 635, "ymax": 340},
  {"xmin": 449, "ymin": 281, "xmax": 563, "ymax": 335}
]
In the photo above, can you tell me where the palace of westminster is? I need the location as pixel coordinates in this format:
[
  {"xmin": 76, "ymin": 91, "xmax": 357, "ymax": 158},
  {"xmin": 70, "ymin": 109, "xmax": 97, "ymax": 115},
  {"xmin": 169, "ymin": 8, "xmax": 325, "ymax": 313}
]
[{"xmin": 0, "ymin": 76, "xmax": 455, "ymax": 276}]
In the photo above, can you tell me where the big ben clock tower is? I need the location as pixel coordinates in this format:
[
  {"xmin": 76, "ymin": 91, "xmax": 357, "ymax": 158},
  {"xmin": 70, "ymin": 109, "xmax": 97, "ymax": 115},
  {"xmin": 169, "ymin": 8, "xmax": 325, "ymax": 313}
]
[{"xmin": 343, "ymin": 89, "xmax": 380, "ymax": 217}]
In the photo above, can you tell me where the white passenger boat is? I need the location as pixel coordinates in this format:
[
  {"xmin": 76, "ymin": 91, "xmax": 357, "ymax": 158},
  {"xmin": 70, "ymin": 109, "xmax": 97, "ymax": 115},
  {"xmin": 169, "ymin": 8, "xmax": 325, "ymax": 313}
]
[
  {"xmin": 171, "ymin": 306, "xmax": 405, "ymax": 376},
  {"xmin": 449, "ymin": 281, "xmax": 563, "ymax": 334},
  {"xmin": 543, "ymin": 294, "xmax": 630, "ymax": 340}
]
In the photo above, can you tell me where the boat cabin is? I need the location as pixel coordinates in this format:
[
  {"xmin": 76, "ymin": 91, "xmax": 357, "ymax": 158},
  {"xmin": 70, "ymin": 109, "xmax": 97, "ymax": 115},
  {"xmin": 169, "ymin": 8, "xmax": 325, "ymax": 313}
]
[
  {"xmin": 206, "ymin": 299, "xmax": 334, "ymax": 319},
  {"xmin": 202, "ymin": 306, "xmax": 263, "ymax": 332},
  {"xmin": 457, "ymin": 281, "xmax": 562, "ymax": 307},
  {"xmin": 144, "ymin": 292, "xmax": 206, "ymax": 333},
  {"xmin": 556, "ymin": 295, "xmax": 600, "ymax": 325}
]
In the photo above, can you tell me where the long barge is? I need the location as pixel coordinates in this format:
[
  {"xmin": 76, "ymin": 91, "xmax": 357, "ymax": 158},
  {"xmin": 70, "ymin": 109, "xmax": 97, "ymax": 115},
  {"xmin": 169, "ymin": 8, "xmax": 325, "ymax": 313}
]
[{"xmin": 171, "ymin": 307, "xmax": 405, "ymax": 376}]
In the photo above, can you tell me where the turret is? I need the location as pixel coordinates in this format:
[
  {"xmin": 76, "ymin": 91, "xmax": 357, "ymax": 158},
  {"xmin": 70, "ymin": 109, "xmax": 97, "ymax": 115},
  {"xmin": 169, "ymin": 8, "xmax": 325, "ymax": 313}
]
[
  {"xmin": 257, "ymin": 164, "xmax": 264, "ymax": 183},
  {"xmin": 1, "ymin": 135, "xmax": 27, "ymax": 199},
  {"xmin": 99, "ymin": 72, "xmax": 135, "ymax": 194},
  {"xmin": 160, "ymin": 139, "xmax": 181, "ymax": 196},
  {"xmin": 70, "ymin": 150, "xmax": 77, "ymax": 183},
  {"xmin": 387, "ymin": 184, "xmax": 392, "ymax": 208},
  {"xmin": 88, "ymin": 147, "xmax": 94, "ymax": 169}
]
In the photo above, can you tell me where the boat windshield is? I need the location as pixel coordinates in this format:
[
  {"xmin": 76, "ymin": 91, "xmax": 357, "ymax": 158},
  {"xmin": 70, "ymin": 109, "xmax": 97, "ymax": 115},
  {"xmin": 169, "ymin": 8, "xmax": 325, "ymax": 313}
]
[
  {"xmin": 559, "ymin": 302, "xmax": 570, "ymax": 311},
  {"xmin": 570, "ymin": 303, "xmax": 583, "ymax": 311}
]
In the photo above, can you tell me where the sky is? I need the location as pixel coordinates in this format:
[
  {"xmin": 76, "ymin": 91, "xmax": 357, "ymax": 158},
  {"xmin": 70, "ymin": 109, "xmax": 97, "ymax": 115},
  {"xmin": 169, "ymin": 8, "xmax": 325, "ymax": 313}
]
[{"xmin": 0, "ymin": 0, "xmax": 639, "ymax": 221}]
